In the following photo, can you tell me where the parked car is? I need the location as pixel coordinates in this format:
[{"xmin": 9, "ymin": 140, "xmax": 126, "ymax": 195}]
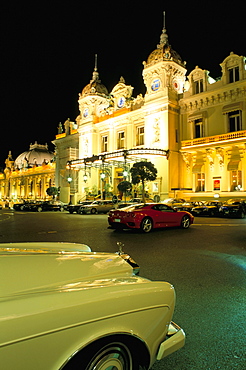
[
  {"xmin": 0, "ymin": 241, "xmax": 185, "ymax": 370},
  {"xmin": 13, "ymin": 200, "xmax": 41, "ymax": 211},
  {"xmin": 219, "ymin": 198, "xmax": 246, "ymax": 218},
  {"xmin": 40, "ymin": 200, "xmax": 65, "ymax": 212},
  {"xmin": 13, "ymin": 200, "xmax": 29, "ymax": 211},
  {"xmin": 67, "ymin": 200, "xmax": 92, "ymax": 213},
  {"xmin": 174, "ymin": 201, "xmax": 202, "ymax": 213},
  {"xmin": 16, "ymin": 200, "xmax": 64, "ymax": 212},
  {"xmin": 191, "ymin": 201, "xmax": 222, "ymax": 217},
  {"xmin": 117, "ymin": 201, "xmax": 132, "ymax": 209},
  {"xmin": 108, "ymin": 202, "xmax": 194, "ymax": 232},
  {"xmin": 128, "ymin": 197, "xmax": 154, "ymax": 203},
  {"xmin": 161, "ymin": 198, "xmax": 186, "ymax": 208},
  {"xmin": 79, "ymin": 200, "xmax": 115, "ymax": 214}
]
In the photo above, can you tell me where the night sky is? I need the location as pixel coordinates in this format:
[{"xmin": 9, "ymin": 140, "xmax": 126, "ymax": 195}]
[{"xmin": 1, "ymin": 1, "xmax": 245, "ymax": 168}]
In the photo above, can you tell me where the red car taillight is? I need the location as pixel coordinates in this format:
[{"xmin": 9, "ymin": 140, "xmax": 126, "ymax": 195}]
[{"xmin": 127, "ymin": 212, "xmax": 136, "ymax": 218}]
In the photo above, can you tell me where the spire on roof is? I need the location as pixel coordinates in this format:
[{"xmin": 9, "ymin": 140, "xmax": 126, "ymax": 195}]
[
  {"xmin": 157, "ymin": 11, "xmax": 169, "ymax": 48},
  {"xmin": 91, "ymin": 54, "xmax": 100, "ymax": 82}
]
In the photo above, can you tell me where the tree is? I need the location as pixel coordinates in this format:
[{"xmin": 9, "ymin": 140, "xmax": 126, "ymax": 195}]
[
  {"xmin": 46, "ymin": 186, "xmax": 59, "ymax": 199},
  {"xmin": 130, "ymin": 161, "xmax": 157, "ymax": 203},
  {"xmin": 117, "ymin": 180, "xmax": 132, "ymax": 202}
]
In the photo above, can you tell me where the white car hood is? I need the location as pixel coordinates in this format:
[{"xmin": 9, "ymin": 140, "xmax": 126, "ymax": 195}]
[{"xmin": 0, "ymin": 242, "xmax": 135, "ymax": 298}]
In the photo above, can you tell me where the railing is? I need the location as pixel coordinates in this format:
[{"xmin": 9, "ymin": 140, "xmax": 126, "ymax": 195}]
[{"xmin": 181, "ymin": 130, "xmax": 246, "ymax": 148}]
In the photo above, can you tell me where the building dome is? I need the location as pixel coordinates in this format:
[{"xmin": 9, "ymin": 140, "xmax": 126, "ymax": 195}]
[
  {"xmin": 15, "ymin": 143, "xmax": 54, "ymax": 169},
  {"xmin": 81, "ymin": 64, "xmax": 108, "ymax": 97},
  {"xmin": 82, "ymin": 80, "xmax": 108, "ymax": 97},
  {"xmin": 145, "ymin": 27, "xmax": 185, "ymax": 67}
]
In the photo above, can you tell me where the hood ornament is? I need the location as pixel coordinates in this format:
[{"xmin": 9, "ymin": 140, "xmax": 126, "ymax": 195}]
[{"xmin": 117, "ymin": 241, "xmax": 124, "ymax": 255}]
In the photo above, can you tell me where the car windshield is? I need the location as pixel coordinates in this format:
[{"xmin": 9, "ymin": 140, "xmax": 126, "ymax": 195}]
[{"xmin": 121, "ymin": 204, "xmax": 149, "ymax": 211}]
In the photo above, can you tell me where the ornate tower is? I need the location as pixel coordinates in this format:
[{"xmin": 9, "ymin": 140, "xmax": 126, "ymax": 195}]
[
  {"xmin": 77, "ymin": 55, "xmax": 110, "ymax": 159},
  {"xmin": 142, "ymin": 12, "xmax": 186, "ymax": 101},
  {"xmin": 142, "ymin": 12, "xmax": 187, "ymax": 195}
]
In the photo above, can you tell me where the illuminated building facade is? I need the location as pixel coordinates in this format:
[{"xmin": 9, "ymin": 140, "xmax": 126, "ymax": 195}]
[
  {"xmin": 53, "ymin": 22, "xmax": 246, "ymax": 204},
  {"xmin": 180, "ymin": 52, "xmax": 246, "ymax": 199},
  {"xmin": 0, "ymin": 143, "xmax": 55, "ymax": 205}
]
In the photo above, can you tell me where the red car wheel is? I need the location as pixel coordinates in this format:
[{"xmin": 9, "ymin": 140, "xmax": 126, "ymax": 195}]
[{"xmin": 140, "ymin": 217, "xmax": 153, "ymax": 233}]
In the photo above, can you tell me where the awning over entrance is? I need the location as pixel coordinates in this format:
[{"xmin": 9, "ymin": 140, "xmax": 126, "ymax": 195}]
[
  {"xmin": 227, "ymin": 159, "xmax": 240, "ymax": 171},
  {"xmin": 192, "ymin": 163, "xmax": 204, "ymax": 173},
  {"xmin": 188, "ymin": 113, "xmax": 204, "ymax": 122},
  {"xmin": 222, "ymin": 102, "xmax": 243, "ymax": 114},
  {"xmin": 68, "ymin": 148, "xmax": 169, "ymax": 169}
]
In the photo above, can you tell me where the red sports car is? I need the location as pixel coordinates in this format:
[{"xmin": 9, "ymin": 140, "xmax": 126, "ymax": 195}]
[{"xmin": 108, "ymin": 203, "xmax": 194, "ymax": 233}]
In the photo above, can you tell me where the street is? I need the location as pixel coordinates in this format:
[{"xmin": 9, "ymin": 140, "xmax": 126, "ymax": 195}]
[{"xmin": 0, "ymin": 209, "xmax": 245, "ymax": 370}]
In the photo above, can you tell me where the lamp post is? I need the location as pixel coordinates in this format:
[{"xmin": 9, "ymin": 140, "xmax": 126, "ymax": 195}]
[
  {"xmin": 100, "ymin": 172, "xmax": 106, "ymax": 199},
  {"xmin": 123, "ymin": 150, "xmax": 128, "ymax": 180},
  {"xmin": 67, "ymin": 175, "xmax": 72, "ymax": 204}
]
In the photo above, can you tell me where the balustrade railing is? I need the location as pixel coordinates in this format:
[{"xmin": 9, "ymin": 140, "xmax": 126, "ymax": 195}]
[{"xmin": 181, "ymin": 130, "xmax": 246, "ymax": 148}]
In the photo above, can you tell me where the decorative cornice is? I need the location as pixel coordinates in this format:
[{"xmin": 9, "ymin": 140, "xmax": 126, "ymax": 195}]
[{"xmin": 180, "ymin": 85, "xmax": 246, "ymax": 113}]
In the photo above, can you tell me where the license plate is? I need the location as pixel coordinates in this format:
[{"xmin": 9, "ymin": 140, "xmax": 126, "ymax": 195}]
[{"xmin": 114, "ymin": 218, "xmax": 121, "ymax": 222}]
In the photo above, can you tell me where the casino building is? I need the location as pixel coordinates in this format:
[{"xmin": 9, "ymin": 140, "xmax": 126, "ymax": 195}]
[
  {"xmin": 0, "ymin": 143, "xmax": 55, "ymax": 204},
  {"xmin": 53, "ymin": 20, "xmax": 246, "ymax": 204},
  {"xmin": 1, "ymin": 16, "xmax": 245, "ymax": 205}
]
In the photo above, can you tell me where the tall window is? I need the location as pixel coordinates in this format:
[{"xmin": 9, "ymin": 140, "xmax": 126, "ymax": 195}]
[
  {"xmin": 101, "ymin": 135, "xmax": 108, "ymax": 152},
  {"xmin": 229, "ymin": 66, "xmax": 239, "ymax": 83},
  {"xmin": 196, "ymin": 173, "xmax": 205, "ymax": 192},
  {"xmin": 136, "ymin": 126, "xmax": 144, "ymax": 146},
  {"xmin": 194, "ymin": 118, "xmax": 203, "ymax": 138},
  {"xmin": 194, "ymin": 79, "xmax": 203, "ymax": 94},
  {"xmin": 228, "ymin": 110, "xmax": 242, "ymax": 132},
  {"xmin": 117, "ymin": 131, "xmax": 125, "ymax": 149},
  {"xmin": 230, "ymin": 170, "xmax": 242, "ymax": 191}
]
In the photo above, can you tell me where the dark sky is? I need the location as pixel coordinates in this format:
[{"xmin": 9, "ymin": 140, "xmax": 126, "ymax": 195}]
[{"xmin": 1, "ymin": 1, "xmax": 245, "ymax": 168}]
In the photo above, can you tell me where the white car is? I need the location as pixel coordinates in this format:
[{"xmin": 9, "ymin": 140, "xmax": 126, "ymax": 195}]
[
  {"xmin": 0, "ymin": 242, "xmax": 185, "ymax": 370},
  {"xmin": 79, "ymin": 200, "xmax": 115, "ymax": 214}
]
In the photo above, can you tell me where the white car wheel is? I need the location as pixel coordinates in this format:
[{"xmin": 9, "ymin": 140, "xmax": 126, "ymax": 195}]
[
  {"xmin": 181, "ymin": 215, "xmax": 190, "ymax": 228},
  {"xmin": 86, "ymin": 344, "xmax": 131, "ymax": 370},
  {"xmin": 66, "ymin": 342, "xmax": 134, "ymax": 370},
  {"xmin": 91, "ymin": 208, "xmax": 97, "ymax": 214}
]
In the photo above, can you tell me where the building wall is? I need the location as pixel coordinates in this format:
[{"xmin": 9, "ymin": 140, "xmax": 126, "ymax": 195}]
[
  {"xmin": 179, "ymin": 52, "xmax": 246, "ymax": 200},
  {"xmin": 52, "ymin": 36, "xmax": 245, "ymax": 203},
  {"xmin": 0, "ymin": 163, "xmax": 55, "ymax": 206}
]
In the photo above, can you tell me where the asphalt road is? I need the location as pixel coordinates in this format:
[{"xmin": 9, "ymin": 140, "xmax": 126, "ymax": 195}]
[{"xmin": 0, "ymin": 209, "xmax": 245, "ymax": 370}]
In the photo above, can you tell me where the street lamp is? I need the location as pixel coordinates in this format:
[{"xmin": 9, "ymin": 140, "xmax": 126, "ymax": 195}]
[
  {"xmin": 67, "ymin": 176, "xmax": 72, "ymax": 204},
  {"xmin": 123, "ymin": 150, "xmax": 128, "ymax": 179}
]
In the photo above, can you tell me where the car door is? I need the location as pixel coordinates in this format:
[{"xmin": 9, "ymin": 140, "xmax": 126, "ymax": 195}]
[
  {"xmin": 103, "ymin": 201, "xmax": 114, "ymax": 213},
  {"xmin": 95, "ymin": 201, "xmax": 107, "ymax": 213},
  {"xmin": 152, "ymin": 204, "xmax": 179, "ymax": 227}
]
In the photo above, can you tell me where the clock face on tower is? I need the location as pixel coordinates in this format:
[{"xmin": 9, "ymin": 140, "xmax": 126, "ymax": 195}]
[
  {"xmin": 83, "ymin": 108, "xmax": 89, "ymax": 118},
  {"xmin": 151, "ymin": 78, "xmax": 161, "ymax": 91},
  {"xmin": 117, "ymin": 96, "xmax": 125, "ymax": 108},
  {"xmin": 172, "ymin": 80, "xmax": 180, "ymax": 91}
]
